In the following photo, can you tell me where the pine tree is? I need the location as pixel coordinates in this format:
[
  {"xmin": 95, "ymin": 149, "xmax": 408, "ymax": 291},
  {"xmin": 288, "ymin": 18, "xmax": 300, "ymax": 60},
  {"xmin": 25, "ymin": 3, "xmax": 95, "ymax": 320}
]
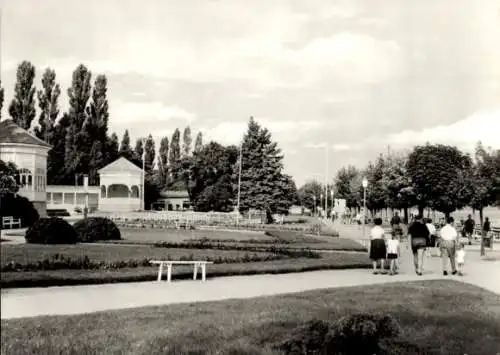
[
  {"xmin": 35, "ymin": 68, "xmax": 61, "ymax": 143},
  {"xmin": 65, "ymin": 64, "xmax": 92, "ymax": 182},
  {"xmin": 239, "ymin": 117, "xmax": 292, "ymax": 214},
  {"xmin": 144, "ymin": 134, "xmax": 156, "ymax": 173},
  {"xmin": 194, "ymin": 132, "xmax": 203, "ymax": 153},
  {"xmin": 0, "ymin": 80, "xmax": 4, "ymax": 119},
  {"xmin": 119, "ymin": 130, "xmax": 134, "ymax": 161},
  {"xmin": 169, "ymin": 128, "xmax": 181, "ymax": 182},
  {"xmin": 133, "ymin": 138, "xmax": 144, "ymax": 167},
  {"xmin": 182, "ymin": 126, "xmax": 192, "ymax": 157},
  {"xmin": 158, "ymin": 136, "xmax": 169, "ymax": 187},
  {"xmin": 105, "ymin": 133, "xmax": 120, "ymax": 164},
  {"xmin": 8, "ymin": 61, "xmax": 37, "ymax": 130}
]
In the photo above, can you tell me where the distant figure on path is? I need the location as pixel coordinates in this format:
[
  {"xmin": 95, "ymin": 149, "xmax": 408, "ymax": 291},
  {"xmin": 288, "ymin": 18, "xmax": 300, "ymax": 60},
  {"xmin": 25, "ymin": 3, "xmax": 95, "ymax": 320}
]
[
  {"xmin": 483, "ymin": 217, "xmax": 492, "ymax": 249},
  {"xmin": 369, "ymin": 217, "xmax": 387, "ymax": 274},
  {"xmin": 408, "ymin": 215, "xmax": 430, "ymax": 275},
  {"xmin": 390, "ymin": 212, "xmax": 403, "ymax": 239},
  {"xmin": 464, "ymin": 214, "xmax": 475, "ymax": 245},
  {"xmin": 386, "ymin": 233, "xmax": 400, "ymax": 275},
  {"xmin": 439, "ymin": 216, "xmax": 458, "ymax": 276},
  {"xmin": 425, "ymin": 218, "xmax": 438, "ymax": 257},
  {"xmin": 455, "ymin": 243, "xmax": 466, "ymax": 276}
]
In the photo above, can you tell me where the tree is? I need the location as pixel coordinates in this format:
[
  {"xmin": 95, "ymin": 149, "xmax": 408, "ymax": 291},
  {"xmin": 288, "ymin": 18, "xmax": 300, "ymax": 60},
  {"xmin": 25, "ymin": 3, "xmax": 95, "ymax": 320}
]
[
  {"xmin": 298, "ymin": 180, "xmax": 324, "ymax": 212},
  {"xmin": 35, "ymin": 68, "xmax": 61, "ymax": 143},
  {"xmin": 86, "ymin": 74, "xmax": 109, "ymax": 174},
  {"xmin": 65, "ymin": 64, "xmax": 92, "ymax": 183},
  {"xmin": 8, "ymin": 61, "xmax": 37, "ymax": 130},
  {"xmin": 0, "ymin": 80, "xmax": 4, "ymax": 119},
  {"xmin": 362, "ymin": 156, "xmax": 388, "ymax": 216},
  {"xmin": 0, "ymin": 159, "xmax": 20, "ymax": 194},
  {"xmin": 144, "ymin": 134, "xmax": 156, "ymax": 173},
  {"xmin": 133, "ymin": 138, "xmax": 144, "ymax": 168},
  {"xmin": 119, "ymin": 130, "xmax": 134, "ymax": 161},
  {"xmin": 334, "ymin": 166, "xmax": 362, "ymax": 211},
  {"xmin": 182, "ymin": 126, "xmax": 192, "ymax": 157},
  {"xmin": 158, "ymin": 136, "xmax": 169, "ymax": 187},
  {"xmin": 105, "ymin": 132, "xmax": 120, "ymax": 165},
  {"xmin": 238, "ymin": 117, "xmax": 293, "ymax": 214},
  {"xmin": 47, "ymin": 113, "xmax": 71, "ymax": 184},
  {"xmin": 407, "ymin": 144, "xmax": 473, "ymax": 218},
  {"xmin": 381, "ymin": 151, "xmax": 415, "ymax": 223},
  {"xmin": 169, "ymin": 128, "xmax": 181, "ymax": 183},
  {"xmin": 194, "ymin": 132, "xmax": 203, "ymax": 153},
  {"xmin": 188, "ymin": 142, "xmax": 238, "ymax": 212}
]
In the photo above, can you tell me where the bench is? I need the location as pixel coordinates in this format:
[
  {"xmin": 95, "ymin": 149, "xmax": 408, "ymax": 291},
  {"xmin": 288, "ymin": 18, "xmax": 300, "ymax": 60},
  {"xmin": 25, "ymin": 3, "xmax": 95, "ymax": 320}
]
[
  {"xmin": 151, "ymin": 260, "xmax": 214, "ymax": 282},
  {"xmin": 2, "ymin": 216, "xmax": 21, "ymax": 229}
]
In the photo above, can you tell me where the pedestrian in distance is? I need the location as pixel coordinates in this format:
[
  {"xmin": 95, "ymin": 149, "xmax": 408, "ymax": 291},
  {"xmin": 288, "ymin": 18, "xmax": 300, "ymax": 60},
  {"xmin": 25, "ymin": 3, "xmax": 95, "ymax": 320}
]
[
  {"xmin": 408, "ymin": 215, "xmax": 430, "ymax": 276},
  {"xmin": 455, "ymin": 243, "xmax": 466, "ymax": 276},
  {"xmin": 425, "ymin": 218, "xmax": 438, "ymax": 257},
  {"xmin": 463, "ymin": 214, "xmax": 475, "ymax": 245},
  {"xmin": 439, "ymin": 216, "xmax": 459, "ymax": 276},
  {"xmin": 369, "ymin": 217, "xmax": 387, "ymax": 275}
]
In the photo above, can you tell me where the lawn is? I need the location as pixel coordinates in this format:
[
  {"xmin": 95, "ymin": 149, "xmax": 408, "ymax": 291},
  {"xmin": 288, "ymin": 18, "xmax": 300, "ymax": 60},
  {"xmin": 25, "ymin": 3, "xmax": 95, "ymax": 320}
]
[
  {"xmin": 2, "ymin": 280, "xmax": 500, "ymax": 354},
  {"xmin": 0, "ymin": 251, "xmax": 371, "ymax": 288}
]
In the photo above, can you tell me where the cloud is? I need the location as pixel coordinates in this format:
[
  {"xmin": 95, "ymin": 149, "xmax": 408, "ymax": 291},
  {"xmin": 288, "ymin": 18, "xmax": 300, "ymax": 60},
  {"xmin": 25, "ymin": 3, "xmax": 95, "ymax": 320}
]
[{"xmin": 110, "ymin": 100, "xmax": 197, "ymax": 125}]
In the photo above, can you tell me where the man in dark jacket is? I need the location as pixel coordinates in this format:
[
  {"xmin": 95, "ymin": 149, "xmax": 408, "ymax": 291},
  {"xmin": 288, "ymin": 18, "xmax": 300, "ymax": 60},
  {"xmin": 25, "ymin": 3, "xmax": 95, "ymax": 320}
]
[
  {"xmin": 464, "ymin": 214, "xmax": 475, "ymax": 245},
  {"xmin": 408, "ymin": 215, "xmax": 430, "ymax": 275}
]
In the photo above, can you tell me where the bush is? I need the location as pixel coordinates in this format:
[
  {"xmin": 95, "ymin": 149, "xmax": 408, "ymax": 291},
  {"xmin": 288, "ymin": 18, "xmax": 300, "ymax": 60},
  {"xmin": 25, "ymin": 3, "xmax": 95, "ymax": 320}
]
[
  {"xmin": 0, "ymin": 193, "xmax": 39, "ymax": 228},
  {"xmin": 278, "ymin": 314, "xmax": 402, "ymax": 355},
  {"xmin": 73, "ymin": 217, "xmax": 121, "ymax": 242},
  {"xmin": 25, "ymin": 217, "xmax": 78, "ymax": 244}
]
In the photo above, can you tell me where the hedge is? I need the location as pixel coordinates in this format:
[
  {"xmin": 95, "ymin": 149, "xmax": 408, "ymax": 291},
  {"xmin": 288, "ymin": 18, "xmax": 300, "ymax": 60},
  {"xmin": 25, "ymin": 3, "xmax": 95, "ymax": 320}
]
[
  {"xmin": 73, "ymin": 217, "xmax": 121, "ymax": 242},
  {"xmin": 25, "ymin": 217, "xmax": 78, "ymax": 244}
]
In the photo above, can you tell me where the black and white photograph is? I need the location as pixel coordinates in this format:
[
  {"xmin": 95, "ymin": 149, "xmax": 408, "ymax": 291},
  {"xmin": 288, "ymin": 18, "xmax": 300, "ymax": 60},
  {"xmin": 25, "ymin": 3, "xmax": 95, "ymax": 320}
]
[{"xmin": 1, "ymin": 0, "xmax": 499, "ymax": 354}]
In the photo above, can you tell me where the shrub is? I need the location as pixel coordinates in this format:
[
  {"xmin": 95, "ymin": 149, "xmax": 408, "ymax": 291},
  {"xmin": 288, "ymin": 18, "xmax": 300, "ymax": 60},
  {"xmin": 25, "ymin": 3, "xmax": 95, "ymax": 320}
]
[
  {"xmin": 0, "ymin": 193, "xmax": 39, "ymax": 228},
  {"xmin": 73, "ymin": 217, "xmax": 121, "ymax": 243},
  {"xmin": 25, "ymin": 217, "xmax": 78, "ymax": 244},
  {"xmin": 278, "ymin": 314, "xmax": 401, "ymax": 355}
]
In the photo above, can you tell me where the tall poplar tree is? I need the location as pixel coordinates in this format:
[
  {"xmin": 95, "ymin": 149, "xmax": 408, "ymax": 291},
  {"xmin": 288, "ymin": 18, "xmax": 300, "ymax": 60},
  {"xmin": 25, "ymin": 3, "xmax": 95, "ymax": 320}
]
[
  {"xmin": 169, "ymin": 128, "xmax": 181, "ymax": 182},
  {"xmin": 8, "ymin": 61, "xmax": 37, "ymax": 130},
  {"xmin": 194, "ymin": 132, "xmax": 203, "ymax": 154},
  {"xmin": 144, "ymin": 134, "xmax": 156, "ymax": 173},
  {"xmin": 106, "ymin": 132, "xmax": 120, "ymax": 164},
  {"xmin": 65, "ymin": 64, "xmax": 92, "ymax": 182},
  {"xmin": 182, "ymin": 126, "xmax": 192, "ymax": 157},
  {"xmin": 158, "ymin": 136, "xmax": 169, "ymax": 187},
  {"xmin": 35, "ymin": 68, "xmax": 61, "ymax": 143},
  {"xmin": 133, "ymin": 138, "xmax": 144, "ymax": 168}
]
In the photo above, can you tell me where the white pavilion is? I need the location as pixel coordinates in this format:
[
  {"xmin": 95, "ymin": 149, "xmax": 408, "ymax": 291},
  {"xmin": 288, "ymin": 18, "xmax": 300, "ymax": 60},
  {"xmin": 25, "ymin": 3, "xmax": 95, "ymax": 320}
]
[{"xmin": 0, "ymin": 119, "xmax": 51, "ymax": 216}]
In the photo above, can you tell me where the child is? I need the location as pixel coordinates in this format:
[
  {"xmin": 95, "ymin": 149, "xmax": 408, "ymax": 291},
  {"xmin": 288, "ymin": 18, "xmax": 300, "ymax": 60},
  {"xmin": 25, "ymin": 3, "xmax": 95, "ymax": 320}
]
[
  {"xmin": 456, "ymin": 243, "xmax": 466, "ymax": 276},
  {"xmin": 386, "ymin": 234, "xmax": 400, "ymax": 275}
]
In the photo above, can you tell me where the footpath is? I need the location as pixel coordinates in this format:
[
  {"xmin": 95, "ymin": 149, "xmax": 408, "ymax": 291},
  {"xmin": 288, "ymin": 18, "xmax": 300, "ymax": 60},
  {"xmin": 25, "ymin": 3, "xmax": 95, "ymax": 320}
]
[{"xmin": 1, "ymin": 224, "xmax": 499, "ymax": 320}]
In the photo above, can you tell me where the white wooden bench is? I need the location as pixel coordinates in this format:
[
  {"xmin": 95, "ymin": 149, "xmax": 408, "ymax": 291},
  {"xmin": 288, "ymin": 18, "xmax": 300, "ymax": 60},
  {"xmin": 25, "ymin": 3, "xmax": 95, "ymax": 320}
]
[
  {"xmin": 151, "ymin": 260, "xmax": 214, "ymax": 282},
  {"xmin": 2, "ymin": 216, "xmax": 21, "ymax": 229}
]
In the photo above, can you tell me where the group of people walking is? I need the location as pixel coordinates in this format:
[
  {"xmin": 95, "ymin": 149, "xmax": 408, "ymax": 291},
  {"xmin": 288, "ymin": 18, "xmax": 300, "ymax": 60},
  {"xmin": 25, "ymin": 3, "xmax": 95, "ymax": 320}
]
[{"xmin": 369, "ymin": 213, "xmax": 468, "ymax": 276}]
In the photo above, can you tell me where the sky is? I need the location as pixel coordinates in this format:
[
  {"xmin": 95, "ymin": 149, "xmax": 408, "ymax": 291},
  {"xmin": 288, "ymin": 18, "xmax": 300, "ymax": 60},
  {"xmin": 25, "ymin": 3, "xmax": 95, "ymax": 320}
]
[{"xmin": 1, "ymin": 0, "xmax": 500, "ymax": 186}]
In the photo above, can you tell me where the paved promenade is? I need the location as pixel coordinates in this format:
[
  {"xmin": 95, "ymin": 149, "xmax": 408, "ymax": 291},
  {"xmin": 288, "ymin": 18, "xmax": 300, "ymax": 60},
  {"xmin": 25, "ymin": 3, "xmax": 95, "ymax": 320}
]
[{"xmin": 1, "ymin": 224, "xmax": 499, "ymax": 320}]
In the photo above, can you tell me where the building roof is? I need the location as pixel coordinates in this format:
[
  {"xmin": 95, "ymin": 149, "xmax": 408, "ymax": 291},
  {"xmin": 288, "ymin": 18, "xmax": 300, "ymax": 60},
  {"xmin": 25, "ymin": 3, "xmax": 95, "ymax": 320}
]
[
  {"xmin": 0, "ymin": 119, "xmax": 52, "ymax": 148},
  {"xmin": 97, "ymin": 157, "xmax": 143, "ymax": 174},
  {"xmin": 159, "ymin": 190, "xmax": 190, "ymax": 198}
]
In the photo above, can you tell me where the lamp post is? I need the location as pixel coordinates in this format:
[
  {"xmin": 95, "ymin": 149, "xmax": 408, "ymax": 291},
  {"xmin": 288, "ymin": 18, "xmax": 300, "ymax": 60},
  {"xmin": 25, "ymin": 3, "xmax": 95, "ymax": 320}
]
[
  {"xmin": 313, "ymin": 195, "xmax": 316, "ymax": 217},
  {"xmin": 362, "ymin": 177, "xmax": 368, "ymax": 238},
  {"xmin": 330, "ymin": 187, "xmax": 334, "ymax": 220},
  {"xmin": 83, "ymin": 174, "xmax": 89, "ymax": 219},
  {"xmin": 320, "ymin": 193, "xmax": 323, "ymax": 218},
  {"xmin": 141, "ymin": 138, "xmax": 146, "ymax": 211}
]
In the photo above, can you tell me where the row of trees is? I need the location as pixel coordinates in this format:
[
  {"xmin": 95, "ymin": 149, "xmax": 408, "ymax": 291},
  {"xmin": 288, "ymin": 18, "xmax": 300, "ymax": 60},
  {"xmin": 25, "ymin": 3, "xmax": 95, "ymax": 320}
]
[
  {"xmin": 1, "ymin": 62, "xmax": 299, "ymax": 214},
  {"xmin": 299, "ymin": 143, "xmax": 500, "ymax": 224}
]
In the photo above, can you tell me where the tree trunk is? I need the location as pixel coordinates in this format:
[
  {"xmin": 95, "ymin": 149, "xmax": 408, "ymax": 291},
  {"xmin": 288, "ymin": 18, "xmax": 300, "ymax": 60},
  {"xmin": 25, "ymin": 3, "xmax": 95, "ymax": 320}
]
[
  {"xmin": 479, "ymin": 207, "xmax": 485, "ymax": 256},
  {"xmin": 403, "ymin": 207, "xmax": 409, "ymax": 224}
]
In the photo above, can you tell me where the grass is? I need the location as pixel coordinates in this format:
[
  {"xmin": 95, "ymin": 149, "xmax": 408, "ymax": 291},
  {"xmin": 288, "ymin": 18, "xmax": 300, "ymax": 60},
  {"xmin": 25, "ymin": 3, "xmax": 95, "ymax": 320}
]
[
  {"xmin": 2, "ymin": 280, "xmax": 500, "ymax": 354},
  {"xmin": 0, "ymin": 252, "xmax": 371, "ymax": 288}
]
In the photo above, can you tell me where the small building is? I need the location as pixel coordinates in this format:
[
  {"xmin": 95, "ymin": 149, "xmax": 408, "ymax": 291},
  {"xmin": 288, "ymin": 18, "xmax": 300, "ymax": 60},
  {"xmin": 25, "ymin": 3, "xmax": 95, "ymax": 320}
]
[
  {"xmin": 97, "ymin": 157, "xmax": 144, "ymax": 212},
  {"xmin": 0, "ymin": 119, "xmax": 51, "ymax": 216},
  {"xmin": 154, "ymin": 190, "xmax": 191, "ymax": 211},
  {"xmin": 46, "ymin": 185, "xmax": 100, "ymax": 213}
]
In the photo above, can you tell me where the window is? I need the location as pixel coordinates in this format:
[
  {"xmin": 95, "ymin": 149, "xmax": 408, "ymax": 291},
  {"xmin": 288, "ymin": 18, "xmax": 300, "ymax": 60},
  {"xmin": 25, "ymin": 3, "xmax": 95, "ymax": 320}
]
[
  {"xmin": 18, "ymin": 168, "xmax": 32, "ymax": 187},
  {"xmin": 35, "ymin": 168, "xmax": 46, "ymax": 192}
]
